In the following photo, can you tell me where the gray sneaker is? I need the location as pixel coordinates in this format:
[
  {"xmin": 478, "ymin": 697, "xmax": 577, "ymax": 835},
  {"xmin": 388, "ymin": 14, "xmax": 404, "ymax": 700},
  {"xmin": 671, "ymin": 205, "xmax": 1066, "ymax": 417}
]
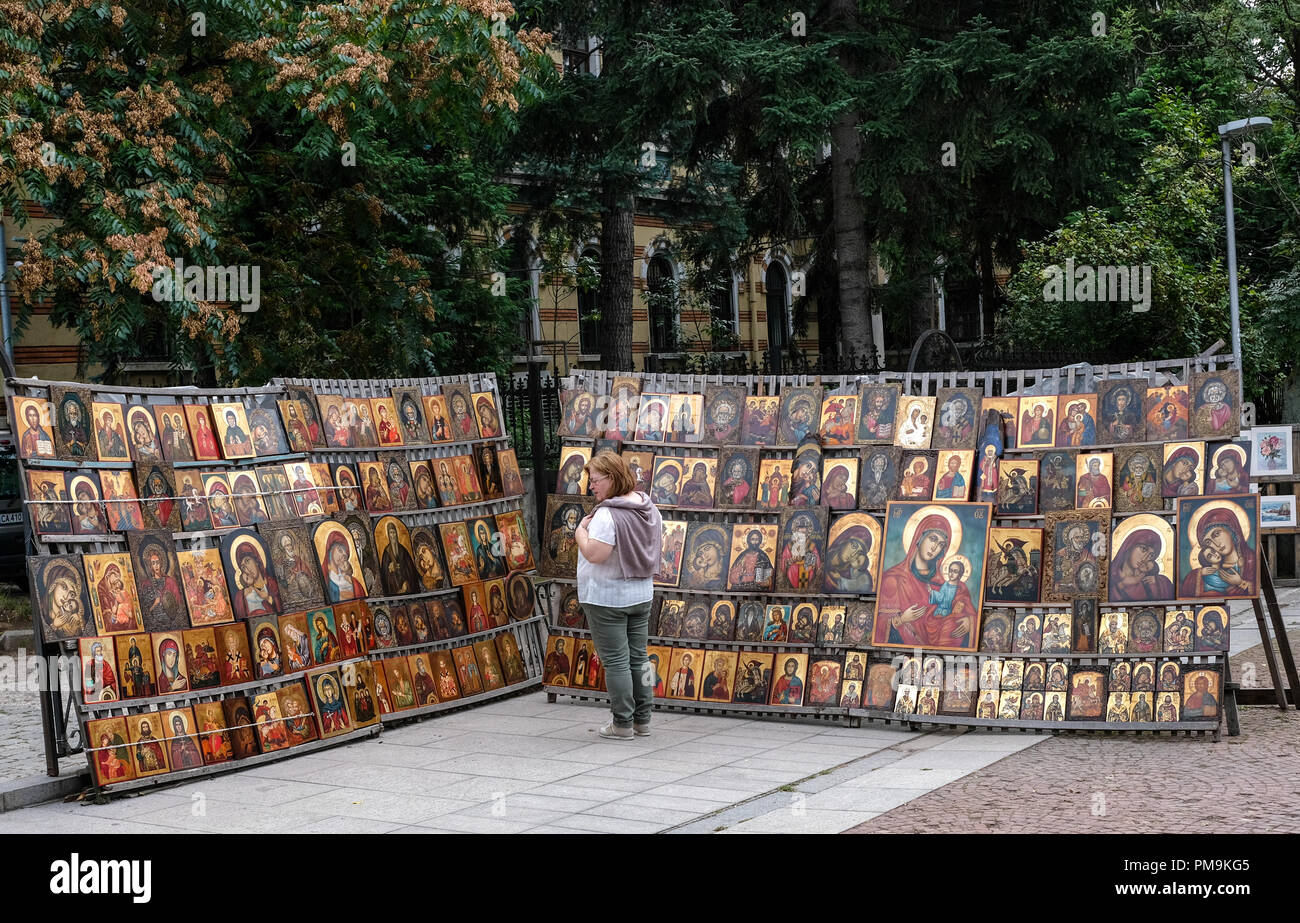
[
  {"xmin": 599, "ymin": 722, "xmax": 634, "ymax": 739},
  {"xmin": 634, "ymin": 722, "xmax": 651, "ymax": 737}
]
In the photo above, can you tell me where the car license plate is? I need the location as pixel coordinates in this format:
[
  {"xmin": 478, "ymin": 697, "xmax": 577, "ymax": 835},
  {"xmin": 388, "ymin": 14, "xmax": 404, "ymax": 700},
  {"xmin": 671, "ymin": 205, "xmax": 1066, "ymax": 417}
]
[{"xmin": 0, "ymin": 512, "xmax": 23, "ymax": 525}]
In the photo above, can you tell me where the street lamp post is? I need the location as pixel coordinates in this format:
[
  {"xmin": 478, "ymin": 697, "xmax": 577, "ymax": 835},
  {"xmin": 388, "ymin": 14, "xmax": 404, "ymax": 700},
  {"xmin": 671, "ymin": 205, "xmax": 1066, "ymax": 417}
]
[{"xmin": 1218, "ymin": 115, "xmax": 1273, "ymax": 403}]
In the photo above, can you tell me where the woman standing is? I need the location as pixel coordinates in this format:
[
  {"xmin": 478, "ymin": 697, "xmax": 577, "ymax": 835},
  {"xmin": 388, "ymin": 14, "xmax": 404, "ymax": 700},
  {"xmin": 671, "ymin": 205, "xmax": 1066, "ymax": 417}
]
[{"xmin": 575, "ymin": 452, "xmax": 663, "ymax": 739}]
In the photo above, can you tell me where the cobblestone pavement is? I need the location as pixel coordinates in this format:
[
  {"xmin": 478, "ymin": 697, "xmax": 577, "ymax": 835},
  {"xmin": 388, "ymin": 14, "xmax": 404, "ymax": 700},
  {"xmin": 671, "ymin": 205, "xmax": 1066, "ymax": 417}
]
[
  {"xmin": 844, "ymin": 706, "xmax": 1300, "ymax": 834},
  {"xmin": 0, "ymin": 655, "xmax": 80, "ymax": 783}
]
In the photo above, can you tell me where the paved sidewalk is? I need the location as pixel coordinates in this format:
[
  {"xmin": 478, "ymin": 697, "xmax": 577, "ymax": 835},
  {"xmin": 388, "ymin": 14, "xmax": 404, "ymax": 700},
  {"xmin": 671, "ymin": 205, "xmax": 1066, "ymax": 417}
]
[{"xmin": 0, "ymin": 693, "xmax": 1040, "ymax": 834}]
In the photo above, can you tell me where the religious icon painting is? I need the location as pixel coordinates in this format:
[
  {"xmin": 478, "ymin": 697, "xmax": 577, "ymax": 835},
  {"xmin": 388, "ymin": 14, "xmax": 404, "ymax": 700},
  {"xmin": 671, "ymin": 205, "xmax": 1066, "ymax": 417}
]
[
  {"xmin": 209, "ymin": 401, "xmax": 255, "ymax": 460},
  {"xmin": 931, "ymin": 388, "xmax": 981, "ymax": 451},
  {"xmin": 556, "ymin": 584, "xmax": 587, "ymax": 631},
  {"xmin": 343, "ymin": 659, "xmax": 382, "ymax": 728},
  {"xmin": 677, "ymin": 455, "xmax": 719, "ymax": 509},
  {"xmin": 841, "ymin": 649, "xmax": 869, "ymax": 687},
  {"xmin": 978, "ymin": 659, "xmax": 1002, "ymax": 691},
  {"xmin": 1175, "ymin": 494, "xmax": 1259, "ymax": 600},
  {"xmin": 87, "ymin": 400, "xmax": 130, "ymax": 463},
  {"xmin": 221, "ymin": 696, "xmax": 261, "ymax": 759},
  {"xmin": 712, "ymin": 447, "xmax": 757, "ymax": 510},
  {"xmin": 27, "ymin": 470, "xmax": 71, "ymax": 536},
  {"xmin": 861, "ymin": 662, "xmax": 896, "ymax": 711},
  {"xmin": 149, "ymin": 631, "xmax": 189, "ymax": 694},
  {"xmin": 175, "ymin": 547, "xmax": 234, "ymax": 628},
  {"xmin": 996, "ymin": 690, "xmax": 1022, "ymax": 721},
  {"xmin": 615, "ymin": 449, "xmax": 651, "ymax": 496},
  {"xmin": 366, "ymin": 396, "xmax": 402, "ymax": 448},
  {"xmin": 755, "ymin": 603, "xmax": 787, "ymax": 642},
  {"xmin": 304, "ymin": 606, "xmax": 342, "ymax": 665},
  {"xmin": 247, "ymin": 691, "xmax": 290, "ymax": 753},
  {"xmin": 407, "ymin": 526, "xmax": 447, "ymax": 593},
  {"xmin": 1000, "ymin": 658, "xmax": 1025, "ymax": 690},
  {"xmin": 348, "ymin": 398, "xmax": 382, "ymax": 448},
  {"xmin": 1074, "ymin": 452, "xmax": 1113, "ymax": 509},
  {"xmin": 984, "ymin": 527, "xmax": 1042, "ymax": 605},
  {"xmin": 653, "ymin": 518, "xmax": 687, "ymax": 588},
  {"xmin": 83, "ymin": 552, "xmax": 143, "ymax": 636},
  {"xmin": 894, "ymin": 683, "xmax": 918, "ymax": 716},
  {"xmin": 977, "ymin": 609, "xmax": 1013, "ymax": 653},
  {"xmin": 604, "ymin": 376, "xmax": 642, "ymax": 442},
  {"xmin": 78, "ymin": 636, "xmax": 121, "ymax": 703},
  {"xmin": 897, "ymin": 451, "xmax": 936, "ymax": 501},
  {"xmin": 1066, "ymin": 667, "xmax": 1108, "ymax": 721},
  {"xmin": 648, "ymin": 455, "xmax": 684, "ymax": 507},
  {"xmin": 315, "ymin": 395, "xmax": 352, "ymax": 449},
  {"xmin": 229, "ymin": 472, "xmax": 270, "ymax": 528},
  {"xmin": 247, "ymin": 402, "xmax": 291, "ymax": 458},
  {"xmin": 704, "ymin": 599, "xmax": 737, "ymax": 642},
  {"xmin": 68, "ymin": 472, "xmax": 108, "ymax": 536},
  {"xmin": 383, "ymin": 656, "xmax": 418, "ymax": 710},
  {"xmin": 1037, "ymin": 450, "xmax": 1076, "ymax": 514},
  {"xmin": 466, "ymin": 515, "xmax": 506, "ymax": 581},
  {"xmin": 894, "ymin": 395, "xmax": 936, "ymax": 450},
  {"xmin": 1045, "ymin": 665, "xmax": 1066, "ymax": 696},
  {"xmin": 1011, "ymin": 612, "xmax": 1042, "ymax": 654},
  {"xmin": 1015, "ymin": 690, "xmax": 1043, "ymax": 721},
  {"xmin": 1106, "ymin": 691, "xmax": 1135, "ymax": 723},
  {"xmin": 859, "ymin": 447, "xmax": 902, "ymax": 509},
  {"xmin": 738, "ymin": 395, "xmax": 778, "ymax": 446},
  {"xmin": 806, "ymin": 659, "xmax": 844, "ymax": 708},
  {"xmin": 819, "ymin": 393, "xmax": 860, "ymax": 446},
  {"xmin": 386, "ymin": 390, "xmax": 430, "ymax": 448},
  {"xmin": 873, "ymin": 501, "xmax": 993, "ymax": 653},
  {"xmin": 977, "ymin": 395, "xmax": 1019, "ymax": 452},
  {"xmin": 177, "ymin": 404, "xmax": 219, "ymax": 462},
  {"xmin": 898, "ymin": 655, "xmax": 922, "ymax": 687},
  {"xmin": 974, "ymin": 688, "xmax": 999, "ymax": 719},
  {"xmin": 755, "ymin": 456, "xmax": 793, "ymax": 510},
  {"xmin": 311, "ymin": 519, "xmax": 368, "ymax": 604},
  {"xmin": 1108, "ymin": 659, "xmax": 1133, "ymax": 693},
  {"xmin": 254, "ymin": 465, "xmax": 294, "ymax": 521},
  {"xmin": 273, "ymin": 681, "xmax": 317, "ymax": 747},
  {"xmin": 660, "ymin": 647, "xmax": 700, "ymax": 701},
  {"xmin": 556, "ymin": 445, "xmax": 592, "ymax": 497},
  {"xmin": 1144, "ymin": 384, "xmax": 1189, "ymax": 441},
  {"xmin": 1110, "ymin": 449, "xmax": 1161, "ymax": 516},
  {"xmin": 558, "ymin": 389, "xmax": 600, "ymax": 439},
  {"xmin": 48, "ymin": 388, "xmax": 96, "ymax": 461},
  {"xmin": 734, "ymin": 602, "xmax": 765, "ymax": 643},
  {"xmin": 678, "ymin": 521, "xmax": 730, "ymax": 592},
  {"xmin": 200, "ymin": 473, "xmax": 239, "ymax": 530},
  {"xmin": 505, "ymin": 573, "xmax": 534, "ymax": 623},
  {"xmin": 1022, "ymin": 661, "xmax": 1046, "ymax": 692},
  {"xmin": 221, "ymin": 528, "xmax": 282, "ymax": 621},
  {"xmin": 463, "ymin": 582, "xmax": 494, "ymax": 634},
  {"xmin": 996, "ymin": 458, "xmax": 1038, "ymax": 516},
  {"xmin": 1207, "ymin": 442, "xmax": 1250, "ymax": 495},
  {"xmin": 1096, "ymin": 610, "xmax": 1130, "ymax": 654},
  {"xmin": 1054, "ymin": 393, "xmax": 1099, "ymax": 449},
  {"xmin": 406, "ymin": 652, "xmax": 440, "ymax": 706},
  {"xmin": 214, "ymin": 620, "xmax": 255, "ymax": 684},
  {"xmin": 769, "ymin": 653, "xmax": 809, "ymax": 706},
  {"xmin": 475, "ymin": 444, "xmax": 506, "ymax": 502},
  {"xmin": 1131, "ymin": 660, "xmax": 1157, "ymax": 693},
  {"xmin": 97, "ymin": 479, "xmax": 153, "ymax": 544},
  {"xmin": 276, "ymin": 400, "xmax": 313, "ymax": 455},
  {"xmin": 113, "ymin": 637, "xmax": 155, "ymax": 702},
  {"xmin": 723, "ymin": 523, "xmax": 777, "ymax": 593},
  {"xmin": 823, "ymin": 512, "xmax": 882, "ymax": 595},
  {"xmin": 775, "ymin": 386, "xmax": 822, "ymax": 447},
  {"xmin": 632, "ymin": 392, "xmax": 670, "ymax": 444},
  {"xmin": 1107, "ymin": 513, "xmax": 1176, "ymax": 606},
  {"xmin": 817, "ymin": 605, "xmax": 847, "ymax": 646},
  {"xmin": 1016, "ymin": 396, "xmax": 1056, "ymax": 450},
  {"xmin": 1040, "ymin": 610, "xmax": 1073, "ymax": 656},
  {"xmin": 182, "ymin": 627, "xmax": 221, "ymax": 689},
  {"xmin": 1193, "ymin": 604, "xmax": 1230, "ymax": 652},
  {"xmin": 1154, "ymin": 662, "xmax": 1183, "ymax": 699},
  {"xmin": 442, "ymin": 385, "xmax": 480, "ymax": 442},
  {"xmin": 842, "ymin": 603, "xmax": 873, "ymax": 647},
  {"xmin": 190, "ymin": 701, "xmax": 233, "ymax": 765},
  {"xmin": 1128, "ymin": 607, "xmax": 1164, "ymax": 654},
  {"xmin": 1161, "ymin": 608, "xmax": 1195, "ymax": 653},
  {"xmin": 156, "ymin": 707, "xmax": 204, "ymax": 771},
  {"xmin": 122, "ymin": 711, "xmax": 172, "ymax": 777},
  {"xmin": 30, "ymin": 554, "xmax": 93, "ymax": 642},
  {"xmin": 1071, "ymin": 598, "xmax": 1098, "ymax": 652},
  {"xmin": 540, "ymin": 495, "xmax": 596, "ymax": 581},
  {"xmin": 1162, "ymin": 441, "xmax": 1206, "ymax": 499},
  {"xmin": 821, "ymin": 456, "xmax": 858, "ymax": 510},
  {"xmin": 788, "ymin": 602, "xmax": 819, "ymax": 644},
  {"xmin": 776, "ymin": 506, "xmax": 829, "ymax": 593},
  {"xmin": 278, "ymin": 386, "xmax": 324, "ymax": 448},
  {"xmin": 1096, "ymin": 379, "xmax": 1147, "ymax": 445},
  {"xmin": 665, "ymin": 393, "xmax": 704, "ymax": 445},
  {"xmin": 542, "ymin": 636, "xmax": 573, "ymax": 686},
  {"xmin": 857, "ymin": 383, "xmax": 900, "ymax": 443},
  {"xmin": 932, "ymin": 450, "xmax": 974, "ymax": 501},
  {"xmin": 1042, "ymin": 510, "xmax": 1109, "ymax": 602},
  {"xmin": 1189, "ymin": 370, "xmax": 1240, "ymax": 440},
  {"xmin": 837, "ymin": 677, "xmax": 862, "ymax": 709},
  {"xmin": 447, "ymin": 644, "xmax": 485, "ymax": 695},
  {"xmin": 472, "ymin": 638, "xmax": 506, "ymax": 692},
  {"xmin": 975, "ymin": 422, "xmax": 1002, "ymax": 503},
  {"xmin": 940, "ymin": 686, "xmax": 978, "ymax": 718},
  {"xmin": 919, "ymin": 654, "xmax": 944, "ymax": 688}
]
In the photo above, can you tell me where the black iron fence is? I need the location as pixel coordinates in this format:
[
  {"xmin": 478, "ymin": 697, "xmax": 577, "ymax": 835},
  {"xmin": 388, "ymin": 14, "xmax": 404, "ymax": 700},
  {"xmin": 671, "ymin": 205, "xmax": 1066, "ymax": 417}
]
[{"xmin": 500, "ymin": 365, "xmax": 563, "ymax": 470}]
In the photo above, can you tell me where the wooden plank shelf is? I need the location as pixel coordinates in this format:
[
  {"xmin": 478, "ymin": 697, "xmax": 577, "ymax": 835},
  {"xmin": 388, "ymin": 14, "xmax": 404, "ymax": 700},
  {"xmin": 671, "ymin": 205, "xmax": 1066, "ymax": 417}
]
[
  {"xmin": 370, "ymin": 614, "xmax": 545, "ymax": 658},
  {"xmin": 847, "ymin": 708, "xmax": 1221, "ymax": 738},
  {"xmin": 380, "ymin": 675, "xmax": 543, "ymax": 723}
]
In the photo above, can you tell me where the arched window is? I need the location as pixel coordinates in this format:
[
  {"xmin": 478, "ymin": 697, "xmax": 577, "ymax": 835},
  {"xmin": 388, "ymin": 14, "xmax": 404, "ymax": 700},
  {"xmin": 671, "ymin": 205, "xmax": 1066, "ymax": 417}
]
[
  {"xmin": 577, "ymin": 247, "xmax": 601, "ymax": 355},
  {"xmin": 647, "ymin": 254, "xmax": 677, "ymax": 352},
  {"xmin": 766, "ymin": 261, "xmax": 789, "ymax": 355},
  {"xmin": 707, "ymin": 262, "xmax": 737, "ymax": 340}
]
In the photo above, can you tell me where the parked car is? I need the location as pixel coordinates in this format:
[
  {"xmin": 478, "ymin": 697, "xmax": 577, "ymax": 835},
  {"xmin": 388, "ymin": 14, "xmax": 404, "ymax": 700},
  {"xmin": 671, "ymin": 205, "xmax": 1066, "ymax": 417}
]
[{"xmin": 0, "ymin": 434, "xmax": 27, "ymax": 587}]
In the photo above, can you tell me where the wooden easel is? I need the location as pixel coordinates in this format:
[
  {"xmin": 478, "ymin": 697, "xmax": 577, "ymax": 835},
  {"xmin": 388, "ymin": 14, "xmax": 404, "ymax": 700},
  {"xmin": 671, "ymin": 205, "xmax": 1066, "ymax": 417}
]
[{"xmin": 1231, "ymin": 551, "xmax": 1300, "ymax": 719}]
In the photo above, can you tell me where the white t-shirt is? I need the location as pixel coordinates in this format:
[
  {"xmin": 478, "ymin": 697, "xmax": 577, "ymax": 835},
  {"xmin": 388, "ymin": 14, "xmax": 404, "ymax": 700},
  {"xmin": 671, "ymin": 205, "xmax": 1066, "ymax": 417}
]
[{"xmin": 577, "ymin": 506, "xmax": 654, "ymax": 607}]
